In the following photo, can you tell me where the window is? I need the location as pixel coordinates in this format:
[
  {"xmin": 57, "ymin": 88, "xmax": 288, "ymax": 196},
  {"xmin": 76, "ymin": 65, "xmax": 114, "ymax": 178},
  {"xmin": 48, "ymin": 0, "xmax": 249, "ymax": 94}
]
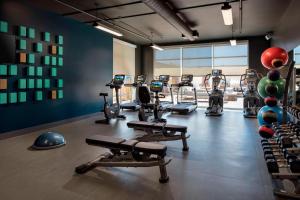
[
  {"xmin": 113, "ymin": 39, "xmax": 136, "ymax": 102},
  {"xmin": 213, "ymin": 43, "xmax": 248, "ymax": 75},
  {"xmin": 182, "ymin": 46, "xmax": 212, "ymax": 75},
  {"xmin": 153, "ymin": 41, "xmax": 249, "ymax": 109},
  {"xmin": 294, "ymin": 46, "xmax": 300, "ymax": 68},
  {"xmin": 154, "ymin": 48, "xmax": 181, "ymax": 77}
]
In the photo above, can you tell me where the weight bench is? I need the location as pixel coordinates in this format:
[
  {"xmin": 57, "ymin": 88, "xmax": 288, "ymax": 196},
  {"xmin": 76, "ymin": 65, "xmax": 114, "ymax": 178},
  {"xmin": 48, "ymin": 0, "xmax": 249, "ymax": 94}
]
[
  {"xmin": 127, "ymin": 121, "xmax": 190, "ymax": 151},
  {"xmin": 75, "ymin": 135, "xmax": 171, "ymax": 183}
]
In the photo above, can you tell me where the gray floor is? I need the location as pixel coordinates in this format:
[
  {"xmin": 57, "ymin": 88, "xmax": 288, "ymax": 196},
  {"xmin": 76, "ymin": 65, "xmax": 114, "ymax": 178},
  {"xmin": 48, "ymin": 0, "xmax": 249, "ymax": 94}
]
[{"xmin": 0, "ymin": 109, "xmax": 275, "ymax": 200}]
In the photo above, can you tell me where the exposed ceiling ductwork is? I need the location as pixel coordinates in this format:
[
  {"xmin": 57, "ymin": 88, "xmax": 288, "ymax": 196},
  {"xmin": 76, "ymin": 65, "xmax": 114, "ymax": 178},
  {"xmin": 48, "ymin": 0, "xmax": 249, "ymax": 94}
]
[{"xmin": 142, "ymin": 0, "xmax": 197, "ymax": 41}]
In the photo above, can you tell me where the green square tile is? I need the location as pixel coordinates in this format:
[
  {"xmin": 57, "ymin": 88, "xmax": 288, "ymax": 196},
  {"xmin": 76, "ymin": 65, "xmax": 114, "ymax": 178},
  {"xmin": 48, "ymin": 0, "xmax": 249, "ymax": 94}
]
[
  {"xmin": 58, "ymin": 57, "xmax": 63, "ymax": 66},
  {"xmin": 19, "ymin": 39, "xmax": 26, "ymax": 50},
  {"xmin": 27, "ymin": 79, "xmax": 35, "ymax": 89},
  {"xmin": 57, "ymin": 35, "xmax": 63, "ymax": 45},
  {"xmin": 9, "ymin": 65, "xmax": 18, "ymax": 76},
  {"xmin": 28, "ymin": 28, "xmax": 35, "ymax": 39},
  {"xmin": 18, "ymin": 92, "xmax": 26, "ymax": 103},
  {"xmin": 0, "ymin": 21, "xmax": 8, "ymax": 33},
  {"xmin": 27, "ymin": 53, "xmax": 35, "ymax": 64},
  {"xmin": 43, "ymin": 56, "xmax": 50, "ymax": 65},
  {"xmin": 36, "ymin": 79, "xmax": 43, "ymax": 88},
  {"xmin": 58, "ymin": 90, "xmax": 63, "ymax": 99},
  {"xmin": 9, "ymin": 92, "xmax": 17, "ymax": 103},
  {"xmin": 27, "ymin": 66, "xmax": 35, "ymax": 76},
  {"xmin": 19, "ymin": 26, "xmax": 27, "ymax": 37},
  {"xmin": 18, "ymin": 79, "xmax": 26, "ymax": 89},
  {"xmin": 51, "ymin": 56, "xmax": 57, "ymax": 66},
  {"xmin": 58, "ymin": 46, "xmax": 63, "ymax": 56},
  {"xmin": 35, "ymin": 43, "xmax": 43, "ymax": 52},
  {"xmin": 35, "ymin": 91, "xmax": 43, "ymax": 101},
  {"xmin": 51, "ymin": 68, "xmax": 57, "ymax": 77},
  {"xmin": 57, "ymin": 79, "xmax": 63, "ymax": 88},
  {"xmin": 36, "ymin": 67, "xmax": 43, "ymax": 76},
  {"xmin": 0, "ymin": 93, "xmax": 7, "ymax": 104},
  {"xmin": 44, "ymin": 79, "xmax": 50, "ymax": 88},
  {"xmin": 43, "ymin": 32, "xmax": 50, "ymax": 42},
  {"xmin": 0, "ymin": 65, "xmax": 7, "ymax": 75}
]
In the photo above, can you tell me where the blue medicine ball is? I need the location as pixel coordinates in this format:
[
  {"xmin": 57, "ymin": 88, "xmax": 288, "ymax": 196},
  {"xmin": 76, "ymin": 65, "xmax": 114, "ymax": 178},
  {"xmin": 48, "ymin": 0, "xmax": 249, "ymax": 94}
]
[
  {"xmin": 257, "ymin": 105, "xmax": 283, "ymax": 126},
  {"xmin": 32, "ymin": 132, "xmax": 66, "ymax": 150}
]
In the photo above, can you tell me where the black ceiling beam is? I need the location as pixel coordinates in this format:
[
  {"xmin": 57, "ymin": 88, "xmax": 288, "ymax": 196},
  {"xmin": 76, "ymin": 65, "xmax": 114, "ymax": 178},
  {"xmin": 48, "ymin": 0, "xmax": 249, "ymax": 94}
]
[
  {"xmin": 62, "ymin": 1, "xmax": 143, "ymax": 16},
  {"xmin": 83, "ymin": 0, "xmax": 246, "ymax": 24}
]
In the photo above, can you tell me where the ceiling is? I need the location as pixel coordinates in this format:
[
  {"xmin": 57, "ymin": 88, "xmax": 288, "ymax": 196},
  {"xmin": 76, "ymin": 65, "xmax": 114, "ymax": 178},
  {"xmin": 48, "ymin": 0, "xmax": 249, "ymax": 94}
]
[{"xmin": 27, "ymin": 0, "xmax": 292, "ymax": 45}]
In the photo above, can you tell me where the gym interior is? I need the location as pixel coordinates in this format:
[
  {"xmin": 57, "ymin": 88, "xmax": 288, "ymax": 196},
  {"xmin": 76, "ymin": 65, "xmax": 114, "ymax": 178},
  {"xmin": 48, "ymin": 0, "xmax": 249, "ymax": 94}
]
[{"xmin": 0, "ymin": 0, "xmax": 300, "ymax": 199}]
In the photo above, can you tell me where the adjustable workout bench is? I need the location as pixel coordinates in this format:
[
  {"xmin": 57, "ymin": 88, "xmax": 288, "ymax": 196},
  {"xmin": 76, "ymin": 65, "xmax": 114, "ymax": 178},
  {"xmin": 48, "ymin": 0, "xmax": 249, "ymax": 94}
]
[
  {"xmin": 127, "ymin": 121, "xmax": 190, "ymax": 151},
  {"xmin": 75, "ymin": 135, "xmax": 171, "ymax": 183}
]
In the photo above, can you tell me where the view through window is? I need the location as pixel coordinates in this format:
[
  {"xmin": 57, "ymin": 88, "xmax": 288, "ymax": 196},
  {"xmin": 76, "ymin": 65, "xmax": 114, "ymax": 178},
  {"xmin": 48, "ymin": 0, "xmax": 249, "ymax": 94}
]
[
  {"xmin": 113, "ymin": 39, "xmax": 136, "ymax": 103},
  {"xmin": 154, "ymin": 41, "xmax": 249, "ymax": 109}
]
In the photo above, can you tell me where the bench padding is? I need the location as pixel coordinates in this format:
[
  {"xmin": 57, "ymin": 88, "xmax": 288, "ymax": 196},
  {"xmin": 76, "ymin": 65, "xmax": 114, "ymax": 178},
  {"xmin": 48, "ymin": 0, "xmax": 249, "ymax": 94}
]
[
  {"xmin": 86, "ymin": 135, "xmax": 167, "ymax": 156},
  {"xmin": 127, "ymin": 121, "xmax": 187, "ymax": 132},
  {"xmin": 135, "ymin": 142, "xmax": 167, "ymax": 156}
]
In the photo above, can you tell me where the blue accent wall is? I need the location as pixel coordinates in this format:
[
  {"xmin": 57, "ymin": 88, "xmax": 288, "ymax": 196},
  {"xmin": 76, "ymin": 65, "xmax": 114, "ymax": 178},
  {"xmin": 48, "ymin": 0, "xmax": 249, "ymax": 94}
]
[{"xmin": 0, "ymin": 0, "xmax": 113, "ymax": 133}]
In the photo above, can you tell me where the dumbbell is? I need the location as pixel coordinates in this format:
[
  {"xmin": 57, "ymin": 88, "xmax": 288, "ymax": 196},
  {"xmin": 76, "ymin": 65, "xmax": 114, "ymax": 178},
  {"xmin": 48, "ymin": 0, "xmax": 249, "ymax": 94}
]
[{"xmin": 266, "ymin": 158, "xmax": 300, "ymax": 173}]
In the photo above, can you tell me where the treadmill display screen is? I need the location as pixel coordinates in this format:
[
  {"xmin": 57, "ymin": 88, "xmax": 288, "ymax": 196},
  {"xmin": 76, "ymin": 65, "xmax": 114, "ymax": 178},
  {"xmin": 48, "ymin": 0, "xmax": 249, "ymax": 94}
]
[
  {"xmin": 150, "ymin": 81, "xmax": 163, "ymax": 92},
  {"xmin": 137, "ymin": 75, "xmax": 145, "ymax": 82},
  {"xmin": 212, "ymin": 69, "xmax": 222, "ymax": 76},
  {"xmin": 159, "ymin": 75, "xmax": 170, "ymax": 82},
  {"xmin": 181, "ymin": 74, "xmax": 193, "ymax": 82}
]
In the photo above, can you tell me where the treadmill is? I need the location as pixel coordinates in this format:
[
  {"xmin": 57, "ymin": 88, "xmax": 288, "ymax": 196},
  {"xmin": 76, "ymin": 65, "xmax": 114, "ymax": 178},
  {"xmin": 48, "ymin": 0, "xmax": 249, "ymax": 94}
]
[
  {"xmin": 158, "ymin": 75, "xmax": 174, "ymax": 110},
  {"xmin": 170, "ymin": 74, "xmax": 198, "ymax": 114},
  {"xmin": 120, "ymin": 75, "xmax": 146, "ymax": 111}
]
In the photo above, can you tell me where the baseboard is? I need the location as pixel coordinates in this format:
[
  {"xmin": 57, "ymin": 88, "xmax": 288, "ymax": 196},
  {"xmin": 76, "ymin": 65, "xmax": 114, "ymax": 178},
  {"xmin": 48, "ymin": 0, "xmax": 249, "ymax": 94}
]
[{"xmin": 0, "ymin": 112, "xmax": 100, "ymax": 140}]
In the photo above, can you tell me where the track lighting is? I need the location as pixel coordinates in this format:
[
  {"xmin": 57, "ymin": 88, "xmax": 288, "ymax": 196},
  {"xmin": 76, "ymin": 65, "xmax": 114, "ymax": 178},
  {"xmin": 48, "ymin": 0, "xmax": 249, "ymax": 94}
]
[
  {"xmin": 151, "ymin": 44, "xmax": 164, "ymax": 51},
  {"xmin": 93, "ymin": 22, "xmax": 123, "ymax": 37},
  {"xmin": 230, "ymin": 39, "xmax": 237, "ymax": 46},
  {"xmin": 221, "ymin": 2, "xmax": 233, "ymax": 25}
]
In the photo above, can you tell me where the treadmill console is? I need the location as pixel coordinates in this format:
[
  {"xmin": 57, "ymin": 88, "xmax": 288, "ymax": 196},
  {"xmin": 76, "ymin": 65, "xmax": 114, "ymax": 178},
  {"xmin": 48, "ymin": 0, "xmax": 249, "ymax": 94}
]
[
  {"xmin": 159, "ymin": 75, "xmax": 170, "ymax": 86},
  {"xmin": 181, "ymin": 74, "xmax": 193, "ymax": 83},
  {"xmin": 246, "ymin": 69, "xmax": 257, "ymax": 78},
  {"xmin": 212, "ymin": 69, "xmax": 222, "ymax": 77},
  {"xmin": 150, "ymin": 80, "xmax": 163, "ymax": 93},
  {"xmin": 136, "ymin": 75, "xmax": 146, "ymax": 83},
  {"xmin": 113, "ymin": 74, "xmax": 125, "ymax": 85}
]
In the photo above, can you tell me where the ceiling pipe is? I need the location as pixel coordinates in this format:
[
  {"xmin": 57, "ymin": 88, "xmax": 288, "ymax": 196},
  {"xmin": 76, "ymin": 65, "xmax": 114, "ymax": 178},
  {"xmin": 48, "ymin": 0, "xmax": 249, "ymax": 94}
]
[
  {"xmin": 52, "ymin": 0, "xmax": 152, "ymax": 42},
  {"xmin": 239, "ymin": 0, "xmax": 243, "ymax": 34},
  {"xmin": 142, "ymin": 0, "xmax": 196, "ymax": 41}
]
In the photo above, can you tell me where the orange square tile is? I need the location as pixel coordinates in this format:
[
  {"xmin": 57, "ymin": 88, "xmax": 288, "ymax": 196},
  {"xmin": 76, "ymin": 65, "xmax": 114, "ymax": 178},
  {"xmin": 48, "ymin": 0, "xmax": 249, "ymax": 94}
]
[
  {"xmin": 0, "ymin": 79, "xmax": 7, "ymax": 90},
  {"xmin": 19, "ymin": 53, "xmax": 27, "ymax": 63},
  {"xmin": 51, "ymin": 45, "xmax": 57, "ymax": 55},
  {"xmin": 51, "ymin": 90, "xmax": 57, "ymax": 99}
]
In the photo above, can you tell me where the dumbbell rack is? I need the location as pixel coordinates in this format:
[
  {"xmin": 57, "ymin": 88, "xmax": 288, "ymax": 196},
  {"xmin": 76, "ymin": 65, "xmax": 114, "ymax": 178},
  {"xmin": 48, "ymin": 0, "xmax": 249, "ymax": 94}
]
[
  {"xmin": 261, "ymin": 121, "xmax": 300, "ymax": 199},
  {"xmin": 288, "ymin": 106, "xmax": 300, "ymax": 124}
]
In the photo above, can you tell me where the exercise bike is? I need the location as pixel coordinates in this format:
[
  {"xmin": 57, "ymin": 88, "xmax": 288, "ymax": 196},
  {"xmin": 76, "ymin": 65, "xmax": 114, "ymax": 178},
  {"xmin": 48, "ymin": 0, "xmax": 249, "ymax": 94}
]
[
  {"xmin": 204, "ymin": 69, "xmax": 226, "ymax": 116},
  {"xmin": 95, "ymin": 74, "xmax": 126, "ymax": 124},
  {"xmin": 240, "ymin": 69, "xmax": 261, "ymax": 118},
  {"xmin": 138, "ymin": 80, "xmax": 167, "ymax": 123}
]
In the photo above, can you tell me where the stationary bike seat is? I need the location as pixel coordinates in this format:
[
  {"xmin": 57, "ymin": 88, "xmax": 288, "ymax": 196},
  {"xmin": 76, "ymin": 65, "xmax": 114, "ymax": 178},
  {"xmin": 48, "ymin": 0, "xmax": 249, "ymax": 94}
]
[{"xmin": 99, "ymin": 93, "xmax": 108, "ymax": 96}]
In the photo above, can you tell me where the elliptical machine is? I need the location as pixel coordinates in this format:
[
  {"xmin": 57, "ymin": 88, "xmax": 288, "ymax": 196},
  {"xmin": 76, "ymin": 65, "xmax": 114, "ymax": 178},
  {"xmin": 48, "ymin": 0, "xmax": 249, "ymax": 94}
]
[
  {"xmin": 240, "ymin": 69, "xmax": 261, "ymax": 118},
  {"xmin": 95, "ymin": 74, "xmax": 126, "ymax": 124},
  {"xmin": 204, "ymin": 69, "xmax": 226, "ymax": 116},
  {"xmin": 138, "ymin": 80, "xmax": 167, "ymax": 123}
]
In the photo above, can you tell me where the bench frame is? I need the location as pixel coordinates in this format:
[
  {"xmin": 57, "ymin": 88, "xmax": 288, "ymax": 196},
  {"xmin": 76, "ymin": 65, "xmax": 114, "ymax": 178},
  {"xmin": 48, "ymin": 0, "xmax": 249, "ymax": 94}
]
[{"xmin": 75, "ymin": 146, "xmax": 171, "ymax": 183}]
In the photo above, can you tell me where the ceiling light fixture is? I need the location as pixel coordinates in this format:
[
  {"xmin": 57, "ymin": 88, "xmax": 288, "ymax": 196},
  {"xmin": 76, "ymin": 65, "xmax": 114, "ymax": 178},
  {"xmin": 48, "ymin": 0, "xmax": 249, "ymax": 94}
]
[
  {"xmin": 230, "ymin": 39, "xmax": 237, "ymax": 46},
  {"xmin": 265, "ymin": 31, "xmax": 273, "ymax": 40},
  {"xmin": 151, "ymin": 44, "xmax": 164, "ymax": 51},
  {"xmin": 221, "ymin": 2, "xmax": 233, "ymax": 25},
  {"xmin": 93, "ymin": 22, "xmax": 123, "ymax": 37}
]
